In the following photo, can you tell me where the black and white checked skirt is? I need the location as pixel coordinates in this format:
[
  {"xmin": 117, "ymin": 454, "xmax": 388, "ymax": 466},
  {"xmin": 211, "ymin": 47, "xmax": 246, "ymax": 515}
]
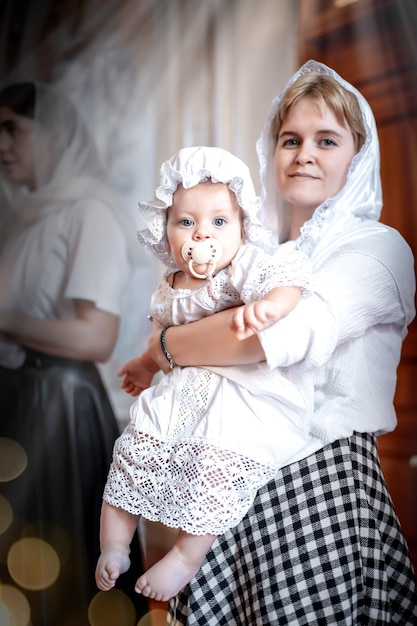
[{"xmin": 168, "ymin": 432, "xmax": 417, "ymax": 625}]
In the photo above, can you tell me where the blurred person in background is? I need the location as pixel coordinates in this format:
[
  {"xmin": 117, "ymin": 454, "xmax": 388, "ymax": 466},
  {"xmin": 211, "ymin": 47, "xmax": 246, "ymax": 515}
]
[{"xmin": 0, "ymin": 82, "xmax": 147, "ymax": 625}]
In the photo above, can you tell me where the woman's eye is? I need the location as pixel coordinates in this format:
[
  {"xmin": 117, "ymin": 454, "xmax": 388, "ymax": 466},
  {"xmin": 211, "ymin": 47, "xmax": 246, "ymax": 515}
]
[
  {"xmin": 214, "ymin": 218, "xmax": 226, "ymax": 227},
  {"xmin": 282, "ymin": 138, "xmax": 299, "ymax": 147},
  {"xmin": 320, "ymin": 137, "xmax": 337, "ymax": 147},
  {"xmin": 5, "ymin": 122, "xmax": 19, "ymax": 137},
  {"xmin": 180, "ymin": 219, "xmax": 194, "ymax": 227}
]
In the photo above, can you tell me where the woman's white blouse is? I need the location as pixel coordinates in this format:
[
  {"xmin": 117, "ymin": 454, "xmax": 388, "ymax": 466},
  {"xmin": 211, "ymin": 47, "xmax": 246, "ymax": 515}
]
[
  {"xmin": 0, "ymin": 199, "xmax": 129, "ymax": 368},
  {"xmin": 258, "ymin": 223, "xmax": 416, "ymax": 444}
]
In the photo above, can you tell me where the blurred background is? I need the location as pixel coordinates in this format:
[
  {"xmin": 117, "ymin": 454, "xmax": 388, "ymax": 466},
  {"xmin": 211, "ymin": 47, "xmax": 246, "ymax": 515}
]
[
  {"xmin": 0, "ymin": 0, "xmax": 416, "ymax": 621},
  {"xmin": 0, "ymin": 0, "xmax": 299, "ymax": 421}
]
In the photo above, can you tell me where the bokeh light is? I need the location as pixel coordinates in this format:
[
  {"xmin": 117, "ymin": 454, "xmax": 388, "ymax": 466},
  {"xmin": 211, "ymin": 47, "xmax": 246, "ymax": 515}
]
[
  {"xmin": 88, "ymin": 589, "xmax": 136, "ymax": 626},
  {"xmin": 0, "ymin": 495, "xmax": 13, "ymax": 535},
  {"xmin": 0, "ymin": 600, "xmax": 14, "ymax": 626},
  {"xmin": 0, "ymin": 584, "xmax": 31, "ymax": 626},
  {"xmin": 137, "ymin": 608, "xmax": 169, "ymax": 626},
  {"xmin": 22, "ymin": 521, "xmax": 71, "ymax": 569},
  {"xmin": 0, "ymin": 438, "xmax": 27, "ymax": 482},
  {"xmin": 7, "ymin": 537, "xmax": 60, "ymax": 590}
]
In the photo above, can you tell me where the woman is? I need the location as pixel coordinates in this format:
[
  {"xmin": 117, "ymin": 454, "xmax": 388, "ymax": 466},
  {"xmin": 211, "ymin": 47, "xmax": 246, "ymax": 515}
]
[
  {"xmin": 147, "ymin": 61, "xmax": 417, "ymax": 624},
  {"xmin": 0, "ymin": 83, "xmax": 147, "ymax": 625}
]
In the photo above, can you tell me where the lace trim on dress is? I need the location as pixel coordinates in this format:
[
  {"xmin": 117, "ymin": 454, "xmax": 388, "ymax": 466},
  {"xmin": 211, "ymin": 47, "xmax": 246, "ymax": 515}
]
[
  {"xmin": 103, "ymin": 368, "xmax": 278, "ymax": 535},
  {"xmin": 104, "ymin": 429, "xmax": 277, "ymax": 535}
]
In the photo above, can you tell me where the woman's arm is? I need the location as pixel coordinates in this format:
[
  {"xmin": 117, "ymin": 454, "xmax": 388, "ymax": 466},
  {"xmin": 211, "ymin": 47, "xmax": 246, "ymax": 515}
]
[
  {"xmin": 149, "ymin": 231, "xmax": 415, "ymax": 372},
  {"xmin": 148, "ymin": 308, "xmax": 266, "ymax": 372},
  {"xmin": 258, "ymin": 246, "xmax": 415, "ymax": 371},
  {"xmin": 0, "ymin": 299, "xmax": 120, "ymax": 362}
]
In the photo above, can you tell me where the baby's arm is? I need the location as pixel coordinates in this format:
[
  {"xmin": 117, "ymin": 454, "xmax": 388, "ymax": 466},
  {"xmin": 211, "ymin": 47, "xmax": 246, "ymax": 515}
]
[
  {"xmin": 118, "ymin": 350, "xmax": 160, "ymax": 396},
  {"xmin": 231, "ymin": 285, "xmax": 301, "ymax": 341}
]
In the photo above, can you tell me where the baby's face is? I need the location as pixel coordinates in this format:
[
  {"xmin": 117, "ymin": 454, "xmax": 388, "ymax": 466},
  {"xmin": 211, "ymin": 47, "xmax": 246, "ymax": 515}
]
[{"xmin": 166, "ymin": 181, "xmax": 244, "ymax": 277}]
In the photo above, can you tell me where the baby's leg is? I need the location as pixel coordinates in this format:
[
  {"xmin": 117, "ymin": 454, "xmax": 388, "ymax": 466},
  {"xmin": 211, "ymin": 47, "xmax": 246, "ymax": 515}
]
[
  {"xmin": 95, "ymin": 501, "xmax": 140, "ymax": 591},
  {"xmin": 136, "ymin": 530, "xmax": 216, "ymax": 602}
]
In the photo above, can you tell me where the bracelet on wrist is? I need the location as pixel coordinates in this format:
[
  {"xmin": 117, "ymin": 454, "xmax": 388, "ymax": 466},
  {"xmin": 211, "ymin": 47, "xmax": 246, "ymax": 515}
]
[{"xmin": 160, "ymin": 327, "xmax": 176, "ymax": 370}]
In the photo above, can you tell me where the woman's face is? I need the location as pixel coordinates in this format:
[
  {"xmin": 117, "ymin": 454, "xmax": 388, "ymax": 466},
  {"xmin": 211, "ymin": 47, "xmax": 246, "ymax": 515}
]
[
  {"xmin": 0, "ymin": 106, "xmax": 55, "ymax": 190},
  {"xmin": 274, "ymin": 97, "xmax": 356, "ymax": 220}
]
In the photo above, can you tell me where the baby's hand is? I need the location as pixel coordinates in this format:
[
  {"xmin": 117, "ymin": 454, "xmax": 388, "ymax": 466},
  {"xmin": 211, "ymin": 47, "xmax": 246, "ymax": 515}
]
[
  {"xmin": 118, "ymin": 355, "xmax": 156, "ymax": 396},
  {"xmin": 231, "ymin": 301, "xmax": 282, "ymax": 340}
]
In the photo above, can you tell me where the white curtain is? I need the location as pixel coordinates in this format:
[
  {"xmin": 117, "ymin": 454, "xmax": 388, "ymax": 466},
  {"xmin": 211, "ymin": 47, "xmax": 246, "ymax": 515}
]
[{"xmin": 1, "ymin": 0, "xmax": 298, "ymax": 421}]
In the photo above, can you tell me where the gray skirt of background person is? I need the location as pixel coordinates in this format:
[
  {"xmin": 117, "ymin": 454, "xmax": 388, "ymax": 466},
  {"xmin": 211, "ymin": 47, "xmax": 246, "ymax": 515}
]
[
  {"xmin": 0, "ymin": 349, "xmax": 148, "ymax": 626},
  {"xmin": 168, "ymin": 432, "xmax": 417, "ymax": 625}
]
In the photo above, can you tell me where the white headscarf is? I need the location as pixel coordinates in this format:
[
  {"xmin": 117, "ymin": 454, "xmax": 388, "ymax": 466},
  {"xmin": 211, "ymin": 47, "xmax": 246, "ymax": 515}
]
[
  {"xmin": 136, "ymin": 146, "xmax": 271, "ymax": 268},
  {"xmin": 256, "ymin": 60, "xmax": 383, "ymax": 258},
  {"xmin": 0, "ymin": 83, "xmax": 140, "ymax": 265}
]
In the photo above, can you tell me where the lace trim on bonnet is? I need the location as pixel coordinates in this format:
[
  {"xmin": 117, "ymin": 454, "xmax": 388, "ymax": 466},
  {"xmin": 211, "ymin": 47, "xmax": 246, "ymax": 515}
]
[
  {"xmin": 137, "ymin": 146, "xmax": 272, "ymax": 269},
  {"xmin": 256, "ymin": 60, "xmax": 382, "ymax": 256}
]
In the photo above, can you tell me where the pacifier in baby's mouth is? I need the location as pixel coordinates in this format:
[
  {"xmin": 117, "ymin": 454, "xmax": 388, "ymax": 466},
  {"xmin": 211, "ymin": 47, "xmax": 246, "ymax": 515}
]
[{"xmin": 181, "ymin": 238, "xmax": 223, "ymax": 279}]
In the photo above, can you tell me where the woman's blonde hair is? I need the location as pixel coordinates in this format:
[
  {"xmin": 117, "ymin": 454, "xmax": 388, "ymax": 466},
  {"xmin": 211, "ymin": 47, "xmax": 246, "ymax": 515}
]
[{"xmin": 272, "ymin": 72, "xmax": 366, "ymax": 153}]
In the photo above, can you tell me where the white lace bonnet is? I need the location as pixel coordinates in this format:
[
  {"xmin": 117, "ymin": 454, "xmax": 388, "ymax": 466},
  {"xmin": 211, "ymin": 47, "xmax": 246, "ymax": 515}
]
[{"xmin": 137, "ymin": 146, "xmax": 269, "ymax": 268}]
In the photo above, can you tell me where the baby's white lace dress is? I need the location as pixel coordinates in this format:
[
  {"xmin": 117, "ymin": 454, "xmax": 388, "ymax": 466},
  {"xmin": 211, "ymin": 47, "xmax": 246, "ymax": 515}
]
[{"xmin": 103, "ymin": 244, "xmax": 314, "ymax": 535}]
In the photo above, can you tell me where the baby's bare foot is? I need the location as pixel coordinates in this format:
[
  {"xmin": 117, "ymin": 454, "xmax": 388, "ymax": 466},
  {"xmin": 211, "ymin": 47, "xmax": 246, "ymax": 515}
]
[
  {"xmin": 95, "ymin": 547, "xmax": 131, "ymax": 591},
  {"xmin": 135, "ymin": 546, "xmax": 202, "ymax": 602}
]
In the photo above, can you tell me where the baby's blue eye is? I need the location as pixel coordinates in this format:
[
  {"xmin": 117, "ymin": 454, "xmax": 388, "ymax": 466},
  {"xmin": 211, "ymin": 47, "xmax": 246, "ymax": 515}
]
[
  {"xmin": 214, "ymin": 218, "xmax": 226, "ymax": 227},
  {"xmin": 181, "ymin": 219, "xmax": 194, "ymax": 227}
]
